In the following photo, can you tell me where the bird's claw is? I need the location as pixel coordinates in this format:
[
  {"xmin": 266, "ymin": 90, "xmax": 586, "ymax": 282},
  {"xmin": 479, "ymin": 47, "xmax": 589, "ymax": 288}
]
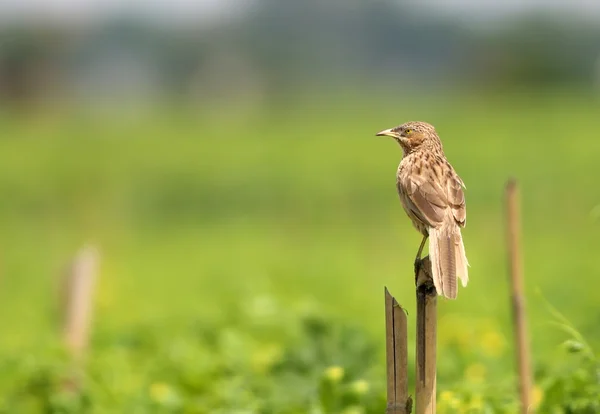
[{"xmin": 414, "ymin": 258, "xmax": 421, "ymax": 278}]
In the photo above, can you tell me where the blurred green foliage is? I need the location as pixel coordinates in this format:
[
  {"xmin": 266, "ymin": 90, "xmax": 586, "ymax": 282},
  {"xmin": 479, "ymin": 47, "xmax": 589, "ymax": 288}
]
[{"xmin": 0, "ymin": 91, "xmax": 599, "ymax": 412}]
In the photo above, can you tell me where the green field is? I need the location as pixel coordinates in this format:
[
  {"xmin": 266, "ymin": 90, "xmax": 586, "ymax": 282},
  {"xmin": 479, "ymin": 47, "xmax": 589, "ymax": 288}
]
[{"xmin": 0, "ymin": 91, "xmax": 599, "ymax": 412}]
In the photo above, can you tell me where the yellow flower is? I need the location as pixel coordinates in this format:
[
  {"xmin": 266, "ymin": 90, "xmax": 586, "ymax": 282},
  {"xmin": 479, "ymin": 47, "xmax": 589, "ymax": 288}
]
[
  {"xmin": 149, "ymin": 382, "xmax": 172, "ymax": 404},
  {"xmin": 439, "ymin": 391, "xmax": 461, "ymax": 413},
  {"xmin": 324, "ymin": 366, "xmax": 345, "ymax": 382},
  {"xmin": 351, "ymin": 379, "xmax": 370, "ymax": 395},
  {"xmin": 481, "ymin": 330, "xmax": 506, "ymax": 357},
  {"xmin": 464, "ymin": 363, "xmax": 486, "ymax": 383},
  {"xmin": 440, "ymin": 391, "xmax": 454, "ymax": 402},
  {"xmin": 530, "ymin": 385, "xmax": 544, "ymax": 410}
]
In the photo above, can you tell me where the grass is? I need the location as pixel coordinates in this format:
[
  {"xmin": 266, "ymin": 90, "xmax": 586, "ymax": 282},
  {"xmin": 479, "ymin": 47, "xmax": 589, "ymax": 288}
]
[{"xmin": 0, "ymin": 90, "xmax": 599, "ymax": 412}]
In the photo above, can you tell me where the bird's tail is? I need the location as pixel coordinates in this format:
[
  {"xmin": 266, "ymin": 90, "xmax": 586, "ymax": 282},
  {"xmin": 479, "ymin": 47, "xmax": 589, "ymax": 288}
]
[{"xmin": 428, "ymin": 219, "xmax": 469, "ymax": 299}]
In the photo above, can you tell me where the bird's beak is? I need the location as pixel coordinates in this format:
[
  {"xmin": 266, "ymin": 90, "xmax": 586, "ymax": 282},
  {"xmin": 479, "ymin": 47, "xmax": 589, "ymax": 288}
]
[{"xmin": 375, "ymin": 128, "xmax": 398, "ymax": 138}]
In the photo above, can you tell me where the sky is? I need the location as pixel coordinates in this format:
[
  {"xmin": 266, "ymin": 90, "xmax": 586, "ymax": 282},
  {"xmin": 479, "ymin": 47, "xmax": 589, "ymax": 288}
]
[
  {"xmin": 415, "ymin": 0, "xmax": 600, "ymax": 21},
  {"xmin": 0, "ymin": 0, "xmax": 599, "ymax": 24},
  {"xmin": 0, "ymin": 0, "xmax": 252, "ymax": 23}
]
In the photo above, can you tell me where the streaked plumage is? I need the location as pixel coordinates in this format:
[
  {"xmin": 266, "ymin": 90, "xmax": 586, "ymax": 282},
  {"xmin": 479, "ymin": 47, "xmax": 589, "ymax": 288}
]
[{"xmin": 376, "ymin": 121, "xmax": 469, "ymax": 299}]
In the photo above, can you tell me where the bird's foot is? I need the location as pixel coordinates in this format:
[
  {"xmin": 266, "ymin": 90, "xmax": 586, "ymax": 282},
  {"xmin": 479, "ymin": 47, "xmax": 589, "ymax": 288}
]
[{"xmin": 414, "ymin": 257, "xmax": 422, "ymax": 278}]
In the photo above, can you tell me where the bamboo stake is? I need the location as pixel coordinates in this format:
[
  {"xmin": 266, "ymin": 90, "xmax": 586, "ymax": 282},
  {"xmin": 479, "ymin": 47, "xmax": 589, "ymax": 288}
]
[
  {"xmin": 505, "ymin": 179, "xmax": 532, "ymax": 413},
  {"xmin": 385, "ymin": 287, "xmax": 412, "ymax": 414},
  {"xmin": 62, "ymin": 245, "xmax": 99, "ymax": 361},
  {"xmin": 415, "ymin": 256, "xmax": 436, "ymax": 414}
]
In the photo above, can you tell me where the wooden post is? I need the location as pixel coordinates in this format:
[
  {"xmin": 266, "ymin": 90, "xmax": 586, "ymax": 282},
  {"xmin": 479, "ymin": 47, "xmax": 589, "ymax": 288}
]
[
  {"xmin": 62, "ymin": 245, "xmax": 99, "ymax": 361},
  {"xmin": 415, "ymin": 256, "xmax": 436, "ymax": 414},
  {"xmin": 505, "ymin": 179, "xmax": 532, "ymax": 413},
  {"xmin": 385, "ymin": 288, "xmax": 412, "ymax": 414}
]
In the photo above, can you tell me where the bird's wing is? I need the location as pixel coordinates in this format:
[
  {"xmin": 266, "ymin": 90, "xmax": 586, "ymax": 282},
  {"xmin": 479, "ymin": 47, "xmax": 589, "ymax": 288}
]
[
  {"xmin": 400, "ymin": 164, "xmax": 466, "ymax": 229},
  {"xmin": 447, "ymin": 172, "xmax": 466, "ymax": 227},
  {"xmin": 400, "ymin": 172, "xmax": 447, "ymax": 228}
]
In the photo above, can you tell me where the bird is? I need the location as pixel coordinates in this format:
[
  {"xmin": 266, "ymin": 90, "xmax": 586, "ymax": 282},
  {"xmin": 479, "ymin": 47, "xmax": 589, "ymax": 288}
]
[{"xmin": 376, "ymin": 121, "xmax": 468, "ymax": 299}]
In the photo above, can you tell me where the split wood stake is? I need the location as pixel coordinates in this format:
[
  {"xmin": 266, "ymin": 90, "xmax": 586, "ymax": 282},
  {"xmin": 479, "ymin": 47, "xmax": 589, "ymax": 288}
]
[{"xmin": 385, "ymin": 287, "xmax": 411, "ymax": 413}]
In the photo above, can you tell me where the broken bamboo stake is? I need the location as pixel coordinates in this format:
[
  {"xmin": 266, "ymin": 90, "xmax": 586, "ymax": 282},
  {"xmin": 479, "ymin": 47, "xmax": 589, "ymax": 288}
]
[
  {"xmin": 505, "ymin": 179, "xmax": 532, "ymax": 413},
  {"xmin": 385, "ymin": 287, "xmax": 411, "ymax": 414},
  {"xmin": 415, "ymin": 256, "xmax": 436, "ymax": 414}
]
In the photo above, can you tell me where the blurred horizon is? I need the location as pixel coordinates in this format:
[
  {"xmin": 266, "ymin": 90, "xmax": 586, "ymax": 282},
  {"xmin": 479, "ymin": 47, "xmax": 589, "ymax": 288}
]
[
  {"xmin": 3, "ymin": 0, "xmax": 600, "ymax": 23},
  {"xmin": 1, "ymin": 0, "xmax": 600, "ymax": 113}
]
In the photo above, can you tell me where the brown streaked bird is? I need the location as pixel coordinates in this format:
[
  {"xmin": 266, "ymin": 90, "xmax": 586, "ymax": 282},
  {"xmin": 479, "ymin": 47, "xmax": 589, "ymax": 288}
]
[{"xmin": 376, "ymin": 121, "xmax": 469, "ymax": 299}]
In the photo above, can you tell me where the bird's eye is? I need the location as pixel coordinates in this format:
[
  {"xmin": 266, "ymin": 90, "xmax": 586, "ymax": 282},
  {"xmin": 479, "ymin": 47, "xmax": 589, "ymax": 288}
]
[{"xmin": 404, "ymin": 128, "xmax": 413, "ymax": 135}]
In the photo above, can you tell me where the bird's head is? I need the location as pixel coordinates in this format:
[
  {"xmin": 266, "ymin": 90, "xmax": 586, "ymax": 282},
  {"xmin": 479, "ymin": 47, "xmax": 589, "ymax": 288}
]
[{"xmin": 376, "ymin": 121, "xmax": 441, "ymax": 152}]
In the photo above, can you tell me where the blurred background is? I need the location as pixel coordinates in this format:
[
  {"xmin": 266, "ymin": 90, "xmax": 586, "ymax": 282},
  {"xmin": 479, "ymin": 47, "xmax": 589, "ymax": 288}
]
[{"xmin": 0, "ymin": 0, "xmax": 599, "ymax": 412}]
